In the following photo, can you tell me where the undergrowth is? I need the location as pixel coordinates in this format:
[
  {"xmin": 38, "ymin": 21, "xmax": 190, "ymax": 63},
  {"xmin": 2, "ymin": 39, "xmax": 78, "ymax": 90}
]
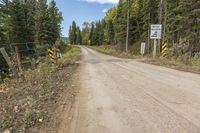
[{"xmin": 0, "ymin": 46, "xmax": 81, "ymax": 132}]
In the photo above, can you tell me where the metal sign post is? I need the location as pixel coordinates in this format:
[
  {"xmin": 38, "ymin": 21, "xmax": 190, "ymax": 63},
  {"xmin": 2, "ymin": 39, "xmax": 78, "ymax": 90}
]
[
  {"xmin": 150, "ymin": 24, "xmax": 162, "ymax": 58},
  {"xmin": 161, "ymin": 41, "xmax": 168, "ymax": 58},
  {"xmin": 48, "ymin": 47, "xmax": 57, "ymax": 65}
]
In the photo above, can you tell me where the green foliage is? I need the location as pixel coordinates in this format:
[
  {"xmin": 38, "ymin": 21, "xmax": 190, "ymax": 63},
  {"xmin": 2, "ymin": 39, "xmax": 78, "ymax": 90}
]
[
  {"xmin": 68, "ymin": 26, "xmax": 73, "ymax": 44},
  {"xmin": 0, "ymin": 0, "xmax": 62, "ymax": 46},
  {"xmin": 114, "ymin": 0, "xmax": 128, "ymax": 45},
  {"xmin": 71, "ymin": 21, "xmax": 77, "ymax": 45},
  {"xmin": 80, "ymin": 0, "xmax": 199, "ymax": 57},
  {"xmin": 82, "ymin": 22, "xmax": 91, "ymax": 45},
  {"xmin": 107, "ymin": 20, "xmax": 115, "ymax": 44},
  {"xmin": 76, "ymin": 27, "xmax": 82, "ymax": 45},
  {"xmin": 55, "ymin": 39, "xmax": 68, "ymax": 52},
  {"xmin": 90, "ymin": 45, "xmax": 119, "ymax": 55},
  {"xmin": 68, "ymin": 21, "xmax": 83, "ymax": 45},
  {"xmin": 59, "ymin": 46, "xmax": 81, "ymax": 66},
  {"xmin": 35, "ymin": 0, "xmax": 49, "ymax": 45},
  {"xmin": 90, "ymin": 45, "xmax": 137, "ymax": 59},
  {"xmin": 47, "ymin": 0, "xmax": 63, "ymax": 45},
  {"xmin": 0, "ymin": 0, "xmax": 63, "ymax": 72},
  {"xmin": 92, "ymin": 21, "xmax": 104, "ymax": 45},
  {"xmin": 89, "ymin": 22, "xmax": 94, "ymax": 45},
  {"xmin": 34, "ymin": 0, "xmax": 62, "ymax": 46}
]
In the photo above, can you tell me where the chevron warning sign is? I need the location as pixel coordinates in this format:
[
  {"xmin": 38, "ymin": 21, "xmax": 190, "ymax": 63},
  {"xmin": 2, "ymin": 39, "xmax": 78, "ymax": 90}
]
[
  {"xmin": 48, "ymin": 47, "xmax": 56, "ymax": 64},
  {"xmin": 161, "ymin": 41, "xmax": 168, "ymax": 58}
]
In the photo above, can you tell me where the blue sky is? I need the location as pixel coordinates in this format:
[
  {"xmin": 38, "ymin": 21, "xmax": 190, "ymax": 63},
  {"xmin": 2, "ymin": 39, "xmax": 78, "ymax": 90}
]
[{"xmin": 51, "ymin": 0, "xmax": 118, "ymax": 37}]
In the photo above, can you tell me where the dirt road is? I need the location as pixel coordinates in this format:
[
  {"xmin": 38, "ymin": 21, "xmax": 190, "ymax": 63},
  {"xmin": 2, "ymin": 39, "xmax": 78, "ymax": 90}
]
[{"xmin": 64, "ymin": 46, "xmax": 200, "ymax": 133}]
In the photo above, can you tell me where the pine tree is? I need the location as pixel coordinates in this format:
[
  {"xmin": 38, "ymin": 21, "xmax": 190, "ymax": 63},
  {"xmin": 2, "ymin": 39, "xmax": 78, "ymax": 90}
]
[
  {"xmin": 23, "ymin": 0, "xmax": 36, "ymax": 43},
  {"xmin": 0, "ymin": 0, "xmax": 63, "ymax": 58},
  {"xmin": 76, "ymin": 26, "xmax": 82, "ymax": 45},
  {"xmin": 0, "ymin": 0, "xmax": 6, "ymax": 47},
  {"xmin": 68, "ymin": 25, "xmax": 73, "ymax": 44},
  {"xmin": 114, "ymin": 0, "xmax": 127, "ymax": 46},
  {"xmin": 82, "ymin": 22, "xmax": 90, "ymax": 45},
  {"xmin": 35, "ymin": 0, "xmax": 49, "ymax": 45},
  {"xmin": 99, "ymin": 20, "xmax": 105, "ymax": 45},
  {"xmin": 71, "ymin": 21, "xmax": 77, "ymax": 45},
  {"xmin": 47, "ymin": 0, "xmax": 62, "ymax": 45},
  {"xmin": 107, "ymin": 20, "xmax": 115, "ymax": 44},
  {"xmin": 9, "ymin": 0, "xmax": 25, "ymax": 43},
  {"xmin": 168, "ymin": 0, "xmax": 200, "ymax": 54},
  {"xmin": 92, "ymin": 21, "xmax": 103, "ymax": 45},
  {"xmin": 89, "ymin": 22, "xmax": 94, "ymax": 45},
  {"xmin": 0, "ymin": 0, "xmax": 10, "ymax": 46}
]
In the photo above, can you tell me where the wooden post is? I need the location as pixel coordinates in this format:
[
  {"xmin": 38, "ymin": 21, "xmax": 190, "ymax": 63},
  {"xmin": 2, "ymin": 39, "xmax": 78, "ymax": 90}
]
[
  {"xmin": 15, "ymin": 45, "xmax": 23, "ymax": 77},
  {"xmin": 153, "ymin": 39, "xmax": 157, "ymax": 58},
  {"xmin": 0, "ymin": 48, "xmax": 16, "ymax": 76},
  {"xmin": 0, "ymin": 48, "xmax": 12, "ymax": 69},
  {"xmin": 148, "ymin": 12, "xmax": 151, "ymax": 55},
  {"xmin": 158, "ymin": 0, "xmax": 163, "ymax": 54}
]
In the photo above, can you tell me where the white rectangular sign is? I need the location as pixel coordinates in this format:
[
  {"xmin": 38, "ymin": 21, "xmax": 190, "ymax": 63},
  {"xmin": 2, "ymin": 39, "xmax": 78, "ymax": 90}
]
[
  {"xmin": 140, "ymin": 42, "xmax": 146, "ymax": 55},
  {"xmin": 150, "ymin": 24, "xmax": 162, "ymax": 39}
]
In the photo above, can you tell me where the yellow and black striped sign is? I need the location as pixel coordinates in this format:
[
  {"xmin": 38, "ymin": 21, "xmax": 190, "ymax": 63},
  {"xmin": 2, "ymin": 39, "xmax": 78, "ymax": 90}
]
[
  {"xmin": 161, "ymin": 41, "xmax": 168, "ymax": 58},
  {"xmin": 48, "ymin": 47, "xmax": 56, "ymax": 64}
]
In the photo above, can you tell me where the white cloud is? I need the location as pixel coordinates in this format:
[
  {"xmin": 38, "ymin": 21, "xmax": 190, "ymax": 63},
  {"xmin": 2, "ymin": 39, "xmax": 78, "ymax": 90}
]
[{"xmin": 80, "ymin": 0, "xmax": 119, "ymax": 4}]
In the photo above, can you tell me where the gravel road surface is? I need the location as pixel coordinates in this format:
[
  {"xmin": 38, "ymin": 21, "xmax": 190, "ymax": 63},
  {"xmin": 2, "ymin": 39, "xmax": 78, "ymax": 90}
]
[{"xmin": 64, "ymin": 46, "xmax": 200, "ymax": 133}]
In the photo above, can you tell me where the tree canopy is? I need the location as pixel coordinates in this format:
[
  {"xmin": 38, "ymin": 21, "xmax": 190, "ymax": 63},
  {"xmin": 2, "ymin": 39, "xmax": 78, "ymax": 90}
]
[
  {"xmin": 0, "ymin": 0, "xmax": 62, "ymax": 48},
  {"xmin": 69, "ymin": 0, "xmax": 200, "ymax": 56}
]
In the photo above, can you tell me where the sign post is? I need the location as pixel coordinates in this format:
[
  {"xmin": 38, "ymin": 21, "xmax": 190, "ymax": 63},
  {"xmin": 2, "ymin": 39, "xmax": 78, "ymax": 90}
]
[
  {"xmin": 15, "ymin": 46, "xmax": 23, "ymax": 76},
  {"xmin": 140, "ymin": 42, "xmax": 146, "ymax": 56},
  {"xmin": 48, "ymin": 47, "xmax": 57, "ymax": 65},
  {"xmin": 150, "ymin": 24, "xmax": 162, "ymax": 58},
  {"xmin": 161, "ymin": 41, "xmax": 168, "ymax": 58}
]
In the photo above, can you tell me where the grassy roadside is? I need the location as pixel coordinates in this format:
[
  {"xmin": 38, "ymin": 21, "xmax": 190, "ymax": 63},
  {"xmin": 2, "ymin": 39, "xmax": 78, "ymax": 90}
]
[
  {"xmin": 89, "ymin": 45, "xmax": 138, "ymax": 59},
  {"xmin": 89, "ymin": 45, "xmax": 200, "ymax": 74},
  {"xmin": 59, "ymin": 46, "xmax": 81, "ymax": 66},
  {"xmin": 0, "ymin": 46, "xmax": 81, "ymax": 133},
  {"xmin": 142, "ymin": 58, "xmax": 200, "ymax": 74}
]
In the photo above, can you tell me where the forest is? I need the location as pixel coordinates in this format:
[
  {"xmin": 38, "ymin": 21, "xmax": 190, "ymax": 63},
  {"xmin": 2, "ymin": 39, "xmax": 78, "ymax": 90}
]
[
  {"xmin": 0, "ymin": 0, "xmax": 62, "ymax": 46},
  {"xmin": 69, "ymin": 0, "xmax": 200, "ymax": 58},
  {"xmin": 0, "ymin": 0, "xmax": 62, "ymax": 73},
  {"xmin": 0, "ymin": 0, "xmax": 200, "ymax": 74}
]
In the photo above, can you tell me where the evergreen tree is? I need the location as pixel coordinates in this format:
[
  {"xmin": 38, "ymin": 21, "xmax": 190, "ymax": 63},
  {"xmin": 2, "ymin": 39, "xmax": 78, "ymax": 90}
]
[
  {"xmin": 71, "ymin": 21, "xmax": 77, "ymax": 45},
  {"xmin": 167, "ymin": 0, "xmax": 200, "ymax": 54},
  {"xmin": 107, "ymin": 20, "xmax": 115, "ymax": 44},
  {"xmin": 47, "ymin": 0, "xmax": 62, "ymax": 45},
  {"xmin": 9, "ymin": 0, "xmax": 26, "ymax": 43},
  {"xmin": 0, "ymin": 0, "xmax": 63, "ymax": 70},
  {"xmin": 0, "ymin": 0, "xmax": 7, "ymax": 47},
  {"xmin": 77, "ymin": 0, "xmax": 199, "ymax": 55},
  {"xmin": 23, "ymin": 0, "xmax": 36, "ymax": 43},
  {"xmin": 89, "ymin": 22, "xmax": 94, "ymax": 45},
  {"xmin": 0, "ymin": 0, "xmax": 13, "ymax": 49},
  {"xmin": 35, "ymin": 0, "xmax": 49, "ymax": 45},
  {"xmin": 114, "ymin": 0, "xmax": 129, "ymax": 49},
  {"xmin": 76, "ymin": 26, "xmax": 82, "ymax": 45},
  {"xmin": 99, "ymin": 20, "xmax": 105, "ymax": 45},
  {"xmin": 68, "ymin": 25, "xmax": 73, "ymax": 44},
  {"xmin": 82, "ymin": 22, "xmax": 90, "ymax": 45},
  {"xmin": 92, "ymin": 21, "xmax": 103, "ymax": 45}
]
